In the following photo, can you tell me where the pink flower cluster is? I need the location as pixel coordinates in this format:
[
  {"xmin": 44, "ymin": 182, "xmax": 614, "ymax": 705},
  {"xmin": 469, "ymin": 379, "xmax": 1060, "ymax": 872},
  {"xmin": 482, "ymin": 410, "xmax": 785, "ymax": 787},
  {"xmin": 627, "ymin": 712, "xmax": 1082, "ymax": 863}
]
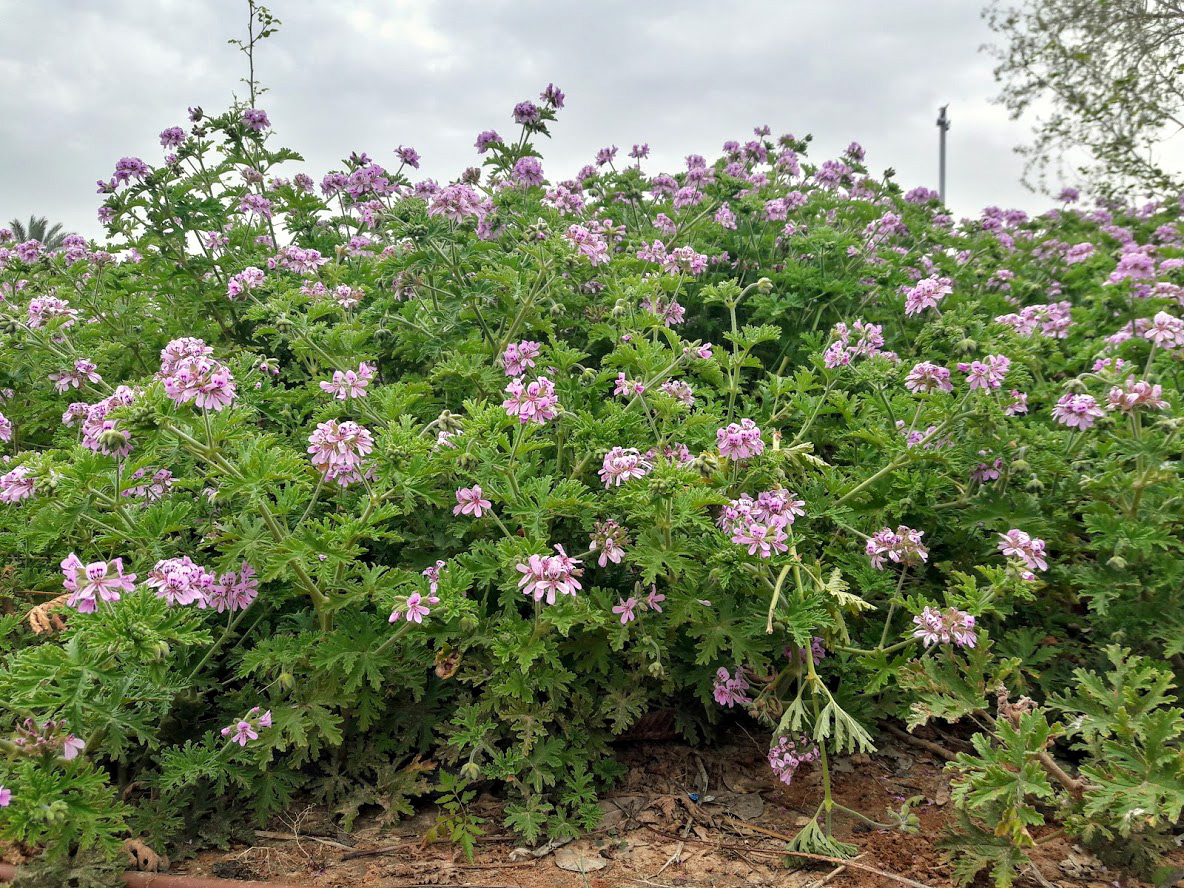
[
  {"xmin": 516, "ymin": 545, "xmax": 583, "ymax": 604},
  {"xmin": 319, "ymin": 362, "xmax": 375, "ymax": 400},
  {"xmin": 565, "ymin": 224, "xmax": 611, "ymax": 266},
  {"xmin": 10, "ymin": 718, "xmax": 85, "ymax": 761},
  {"xmin": 998, "ymin": 529, "xmax": 1048, "ymax": 576},
  {"xmin": 959, "ymin": 354, "xmax": 1010, "ymax": 391},
  {"xmin": 902, "ymin": 275, "xmax": 952, "ymax": 316},
  {"xmin": 905, "ymin": 361, "xmax": 953, "ymax": 393},
  {"xmin": 768, "ymin": 735, "xmax": 820, "ymax": 785},
  {"xmin": 307, "ymin": 419, "xmax": 375, "ymax": 486},
  {"xmin": 718, "ymin": 489, "xmax": 805, "ymax": 559},
  {"xmin": 146, "ymin": 556, "xmax": 215, "ymax": 607},
  {"xmin": 636, "ymin": 240, "xmax": 709, "ymax": 276},
  {"xmin": 995, "ymin": 302, "xmax": 1072, "ymax": 338},
  {"xmin": 26, "ymin": 295, "xmax": 79, "ymax": 328},
  {"xmin": 824, "ymin": 320, "xmax": 888, "ymax": 368},
  {"xmin": 208, "ymin": 562, "xmax": 259, "ymax": 613},
  {"xmin": 159, "ymin": 338, "xmax": 236, "ymax": 411},
  {"xmin": 222, "ymin": 706, "xmax": 272, "ymax": 747},
  {"xmin": 49, "ymin": 359, "xmax": 102, "ymax": 393},
  {"xmin": 865, "ymin": 526, "xmax": 929, "ymax": 569},
  {"xmin": 611, "ymin": 587, "xmax": 664, "ymax": 624},
  {"xmin": 503, "ymin": 376, "xmax": 560, "ymax": 424},
  {"xmin": 1051, "ymin": 393, "xmax": 1105, "ymax": 430},
  {"xmin": 599, "ymin": 447, "xmax": 652, "ymax": 488},
  {"xmin": 1106, "ymin": 377, "xmax": 1170, "ymax": 412},
  {"xmin": 716, "ymin": 419, "xmax": 764, "ymax": 460},
  {"xmin": 912, "ymin": 606, "xmax": 976, "ymax": 648},
  {"xmin": 1144, "ymin": 311, "xmax": 1184, "ymax": 350},
  {"xmin": 590, "ymin": 519, "xmax": 629, "ymax": 567},
  {"xmin": 60, "ymin": 552, "xmax": 138, "ymax": 613},
  {"xmin": 0, "ymin": 465, "xmax": 36, "ymax": 503},
  {"xmin": 501, "ymin": 341, "xmax": 541, "ymax": 376},
  {"xmin": 226, "ymin": 266, "xmax": 266, "ymax": 300},
  {"xmin": 713, "ymin": 667, "xmax": 751, "ymax": 707}
]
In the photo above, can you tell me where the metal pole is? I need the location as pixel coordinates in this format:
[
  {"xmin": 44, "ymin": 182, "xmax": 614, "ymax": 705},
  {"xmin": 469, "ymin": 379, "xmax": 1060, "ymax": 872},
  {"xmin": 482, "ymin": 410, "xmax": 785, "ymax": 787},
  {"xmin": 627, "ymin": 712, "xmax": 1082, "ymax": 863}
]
[{"xmin": 936, "ymin": 105, "xmax": 950, "ymax": 204}]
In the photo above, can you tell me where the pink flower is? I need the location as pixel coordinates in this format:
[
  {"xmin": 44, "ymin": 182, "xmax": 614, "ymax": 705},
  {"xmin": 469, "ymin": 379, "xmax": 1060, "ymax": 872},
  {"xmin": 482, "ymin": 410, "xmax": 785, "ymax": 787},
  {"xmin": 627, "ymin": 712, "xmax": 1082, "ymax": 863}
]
[
  {"xmin": 60, "ymin": 552, "xmax": 138, "ymax": 613},
  {"xmin": 590, "ymin": 519, "xmax": 629, "ymax": 567},
  {"xmin": 0, "ymin": 465, "xmax": 36, "ymax": 503},
  {"xmin": 599, "ymin": 447, "xmax": 652, "ymax": 488},
  {"xmin": 49, "ymin": 359, "xmax": 102, "ymax": 393},
  {"xmin": 307, "ymin": 420, "xmax": 375, "ymax": 486},
  {"xmin": 912, "ymin": 606, "xmax": 976, "ymax": 648},
  {"xmin": 516, "ymin": 545, "xmax": 583, "ymax": 605},
  {"xmin": 0, "ymin": 412, "xmax": 10, "ymax": 442},
  {"xmin": 905, "ymin": 362, "xmax": 952, "ymax": 393},
  {"xmin": 454, "ymin": 485, "xmax": 492, "ymax": 517},
  {"xmin": 390, "ymin": 591, "xmax": 432, "ymax": 624},
  {"xmin": 226, "ymin": 721, "xmax": 257, "ymax": 746},
  {"xmin": 712, "ymin": 667, "xmax": 751, "ymax": 707},
  {"xmin": 646, "ymin": 587, "xmax": 666, "ymax": 612},
  {"xmin": 1144, "ymin": 311, "xmax": 1184, "ymax": 349},
  {"xmin": 319, "ymin": 362, "xmax": 375, "ymax": 399},
  {"xmin": 1106, "ymin": 377, "xmax": 1170, "ymax": 412},
  {"xmin": 0, "ymin": 786, "xmax": 11, "ymax": 807},
  {"xmin": 959, "ymin": 354, "xmax": 1010, "ymax": 391},
  {"xmin": 503, "ymin": 376, "xmax": 561, "ymax": 424},
  {"xmin": 502, "ymin": 341, "xmax": 542, "ymax": 376},
  {"xmin": 731, "ymin": 522, "xmax": 788, "ymax": 559},
  {"xmin": 145, "ymin": 556, "xmax": 213, "ymax": 607},
  {"xmin": 61, "ymin": 735, "xmax": 85, "ymax": 760},
  {"xmin": 716, "ymin": 419, "xmax": 764, "ymax": 460},
  {"xmin": 161, "ymin": 350, "xmax": 236, "ymax": 412},
  {"xmin": 612, "ymin": 597, "xmax": 638, "ymax": 624},
  {"xmin": 1051, "ymin": 393, "xmax": 1105, "ymax": 430},
  {"xmin": 903, "ymin": 276, "xmax": 952, "ymax": 316},
  {"xmin": 998, "ymin": 529, "xmax": 1048, "ymax": 572},
  {"xmin": 865, "ymin": 526, "xmax": 928, "ymax": 570},
  {"xmin": 1004, "ymin": 390, "xmax": 1029, "ymax": 415},
  {"xmin": 208, "ymin": 562, "xmax": 259, "ymax": 613},
  {"xmin": 768, "ymin": 735, "xmax": 820, "ymax": 785},
  {"xmin": 418, "ymin": 560, "xmax": 446, "ymax": 598}
]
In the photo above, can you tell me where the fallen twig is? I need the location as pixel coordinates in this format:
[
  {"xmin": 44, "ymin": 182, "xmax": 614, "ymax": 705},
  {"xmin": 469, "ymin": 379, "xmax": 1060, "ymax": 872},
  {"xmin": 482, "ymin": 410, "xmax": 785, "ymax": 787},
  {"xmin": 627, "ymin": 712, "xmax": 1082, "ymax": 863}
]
[
  {"xmin": 254, "ymin": 830, "xmax": 354, "ymax": 852},
  {"xmin": 807, "ymin": 852, "xmax": 867, "ymax": 888},
  {"xmin": 643, "ymin": 824, "xmax": 936, "ymax": 888},
  {"xmin": 884, "ymin": 724, "xmax": 958, "ymax": 762}
]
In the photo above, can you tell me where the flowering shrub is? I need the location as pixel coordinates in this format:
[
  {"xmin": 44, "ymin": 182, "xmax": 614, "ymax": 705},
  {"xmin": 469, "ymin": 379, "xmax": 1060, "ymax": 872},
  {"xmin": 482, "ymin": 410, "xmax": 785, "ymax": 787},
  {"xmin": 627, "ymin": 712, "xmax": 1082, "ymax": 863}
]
[{"xmin": 2, "ymin": 83, "xmax": 1184, "ymax": 883}]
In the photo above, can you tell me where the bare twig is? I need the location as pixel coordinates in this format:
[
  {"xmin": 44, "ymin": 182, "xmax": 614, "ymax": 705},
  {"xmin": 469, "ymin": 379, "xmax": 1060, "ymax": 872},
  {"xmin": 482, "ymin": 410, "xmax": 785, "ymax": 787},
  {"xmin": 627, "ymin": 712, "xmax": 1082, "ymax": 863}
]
[
  {"xmin": 884, "ymin": 723, "xmax": 958, "ymax": 763},
  {"xmin": 807, "ymin": 852, "xmax": 867, "ymax": 888},
  {"xmin": 644, "ymin": 824, "xmax": 936, "ymax": 888}
]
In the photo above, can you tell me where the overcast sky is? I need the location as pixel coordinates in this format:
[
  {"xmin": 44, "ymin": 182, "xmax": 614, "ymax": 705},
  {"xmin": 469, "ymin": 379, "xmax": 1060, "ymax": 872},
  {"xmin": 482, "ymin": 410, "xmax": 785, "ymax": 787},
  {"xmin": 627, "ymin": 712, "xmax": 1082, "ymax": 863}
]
[{"xmin": 1, "ymin": 1, "xmax": 1049, "ymax": 239}]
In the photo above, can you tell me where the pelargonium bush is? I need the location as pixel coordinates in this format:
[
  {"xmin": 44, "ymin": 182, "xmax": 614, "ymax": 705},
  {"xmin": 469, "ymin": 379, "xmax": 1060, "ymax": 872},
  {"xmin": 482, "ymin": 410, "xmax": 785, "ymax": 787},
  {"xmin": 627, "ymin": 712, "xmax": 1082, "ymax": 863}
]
[{"xmin": 1, "ymin": 83, "xmax": 1183, "ymax": 883}]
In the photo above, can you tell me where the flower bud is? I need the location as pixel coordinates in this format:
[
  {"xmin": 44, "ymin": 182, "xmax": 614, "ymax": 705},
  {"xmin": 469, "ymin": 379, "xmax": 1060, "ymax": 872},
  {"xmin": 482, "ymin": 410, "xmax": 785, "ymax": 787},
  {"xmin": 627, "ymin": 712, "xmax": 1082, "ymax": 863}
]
[
  {"xmin": 1024, "ymin": 474, "xmax": 1045, "ymax": 493},
  {"xmin": 278, "ymin": 672, "xmax": 295, "ymax": 691},
  {"xmin": 1106, "ymin": 555, "xmax": 1128, "ymax": 571},
  {"xmin": 690, "ymin": 451, "xmax": 720, "ymax": 477},
  {"xmin": 150, "ymin": 641, "xmax": 171, "ymax": 662},
  {"xmin": 437, "ymin": 410, "xmax": 465, "ymax": 435},
  {"xmin": 1009, "ymin": 458, "xmax": 1030, "ymax": 474},
  {"xmin": 957, "ymin": 338, "xmax": 977, "ymax": 354},
  {"xmin": 646, "ymin": 660, "xmax": 666, "ymax": 679},
  {"xmin": 334, "ymin": 244, "xmax": 348, "ymax": 261},
  {"xmin": 98, "ymin": 427, "xmax": 130, "ymax": 452},
  {"xmin": 459, "ymin": 761, "xmax": 482, "ymax": 781},
  {"xmin": 0, "ymin": 317, "xmax": 21, "ymax": 335},
  {"xmin": 756, "ymin": 277, "xmax": 774, "ymax": 294}
]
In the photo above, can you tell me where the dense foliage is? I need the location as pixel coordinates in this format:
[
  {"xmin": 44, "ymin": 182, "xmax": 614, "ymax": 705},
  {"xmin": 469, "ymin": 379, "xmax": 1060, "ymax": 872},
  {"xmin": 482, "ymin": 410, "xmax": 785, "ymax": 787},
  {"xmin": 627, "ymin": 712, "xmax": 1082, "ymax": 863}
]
[{"xmin": 2, "ymin": 84, "xmax": 1184, "ymax": 885}]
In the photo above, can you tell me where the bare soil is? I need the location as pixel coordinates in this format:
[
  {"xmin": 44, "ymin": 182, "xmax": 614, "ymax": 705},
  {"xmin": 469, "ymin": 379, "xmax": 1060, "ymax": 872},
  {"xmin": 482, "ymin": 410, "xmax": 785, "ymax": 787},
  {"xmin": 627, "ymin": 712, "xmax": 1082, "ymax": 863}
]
[{"xmin": 163, "ymin": 733, "xmax": 1169, "ymax": 888}]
